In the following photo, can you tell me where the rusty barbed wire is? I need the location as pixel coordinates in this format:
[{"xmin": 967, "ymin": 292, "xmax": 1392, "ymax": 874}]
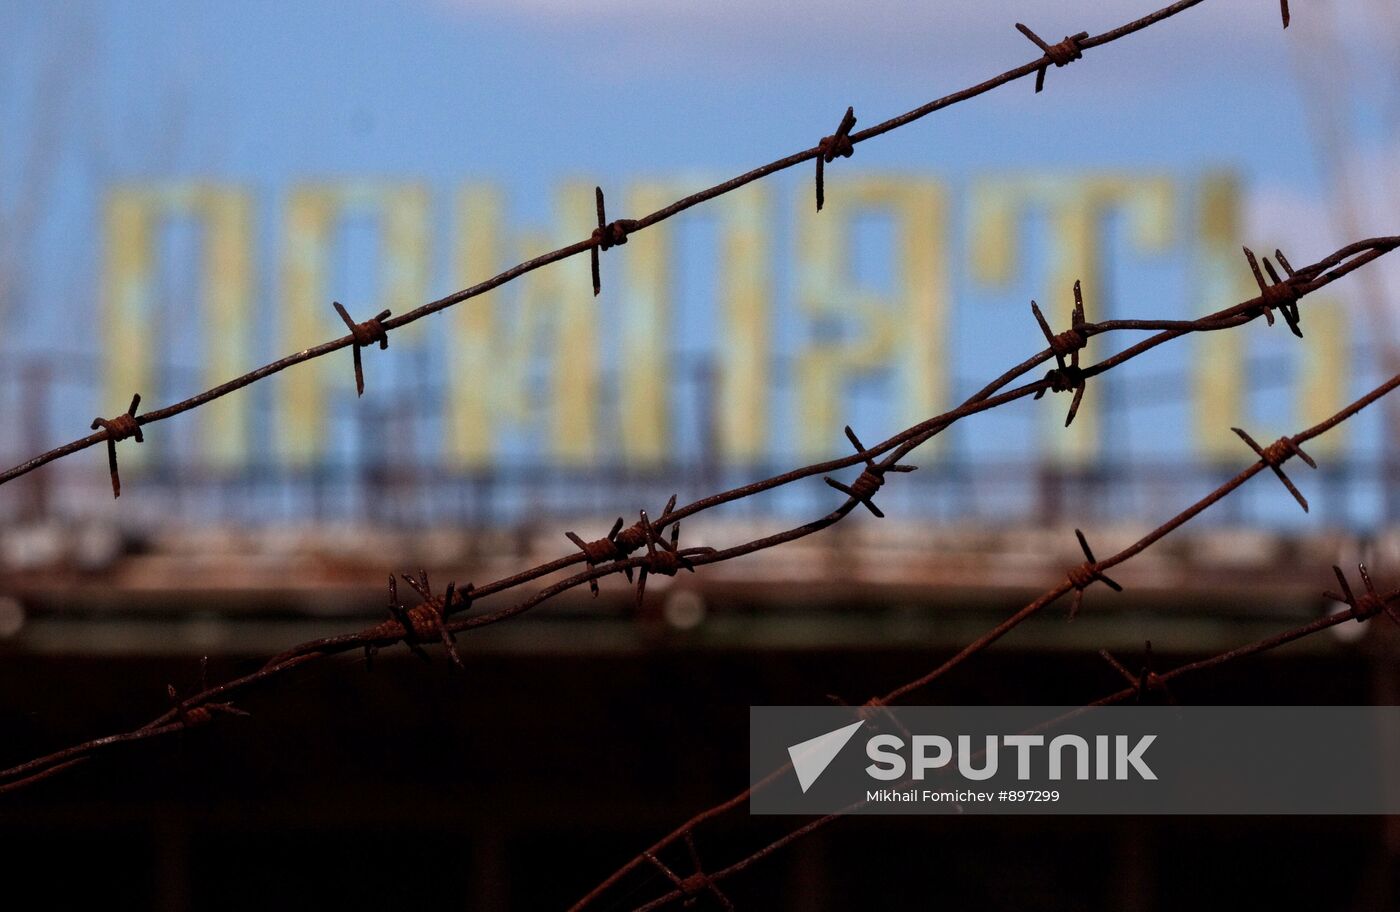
[
  {"xmin": 2, "ymin": 235, "xmax": 1395, "ymax": 799},
  {"xmin": 1230, "ymin": 425, "xmax": 1316, "ymax": 511},
  {"xmin": 1014, "ymin": 23, "xmax": 1088, "ymax": 94},
  {"xmin": 617, "ymin": 582, "xmax": 1399, "ymax": 912},
  {"xmin": 822, "ymin": 425, "xmax": 916, "ymax": 518},
  {"xmin": 89, "ymin": 392, "xmax": 142, "ymax": 498},
  {"xmin": 1099, "ymin": 640, "xmax": 1175, "ymax": 704},
  {"xmin": 590, "ymin": 185, "xmax": 637, "ymax": 297},
  {"xmin": 1065, "ymin": 528, "xmax": 1121, "ymax": 620},
  {"xmin": 331, "ymin": 300, "xmax": 391, "ymax": 397},
  {"xmin": 814, "ymin": 106, "xmax": 857, "ymax": 211},
  {"xmin": 0, "ymin": 0, "xmax": 1234, "ymax": 498},
  {"xmin": 573, "ymin": 376, "xmax": 1400, "ymax": 910},
  {"xmin": 1031, "ymin": 280, "xmax": 1091, "ymax": 426},
  {"xmin": 1243, "ymin": 246, "xmax": 1306, "ymax": 337},
  {"xmin": 643, "ymin": 831, "xmax": 735, "ymax": 912},
  {"xmin": 1326, "ymin": 563, "xmax": 1400, "ymax": 627},
  {"xmin": 0, "ymin": 6, "xmax": 1383, "ymax": 901}
]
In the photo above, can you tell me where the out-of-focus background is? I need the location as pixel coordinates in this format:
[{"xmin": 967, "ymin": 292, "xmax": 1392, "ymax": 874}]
[{"xmin": 1, "ymin": 1, "xmax": 1398, "ymax": 908}]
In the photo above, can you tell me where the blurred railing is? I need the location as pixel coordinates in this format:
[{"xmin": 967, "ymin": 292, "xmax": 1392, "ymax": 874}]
[{"xmin": 3, "ymin": 349, "xmax": 1398, "ymax": 531}]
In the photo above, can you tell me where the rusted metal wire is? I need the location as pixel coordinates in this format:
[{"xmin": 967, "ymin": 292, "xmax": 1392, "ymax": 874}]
[
  {"xmin": 89, "ymin": 392, "xmax": 142, "ymax": 498},
  {"xmin": 643, "ymin": 831, "xmax": 734, "ymax": 911},
  {"xmin": 2, "ymin": 237, "xmax": 1395, "ymax": 800},
  {"xmin": 1326, "ymin": 564, "xmax": 1400, "ymax": 627},
  {"xmin": 0, "ymin": 7, "xmax": 1387, "ymax": 902},
  {"xmin": 573, "ymin": 377, "xmax": 1400, "ymax": 909},
  {"xmin": 822, "ymin": 425, "xmax": 915, "ymax": 518},
  {"xmin": 1099, "ymin": 641, "xmax": 1175, "ymax": 704},
  {"xmin": 590, "ymin": 186, "xmax": 637, "ymax": 297},
  {"xmin": 1014, "ymin": 23, "xmax": 1088, "ymax": 93},
  {"xmin": 1230, "ymin": 426, "xmax": 1316, "ymax": 511},
  {"xmin": 331, "ymin": 301, "xmax": 391, "ymax": 397},
  {"xmin": 363, "ymin": 572, "xmax": 470, "ymax": 671},
  {"xmin": 0, "ymin": 0, "xmax": 1223, "ymax": 497},
  {"xmin": 1243, "ymin": 247, "xmax": 1305, "ymax": 337},
  {"xmin": 814, "ymin": 106, "xmax": 856, "ymax": 211},
  {"xmin": 616, "ymin": 579, "xmax": 1398, "ymax": 912},
  {"xmin": 1065, "ymin": 528, "xmax": 1121, "ymax": 620},
  {"xmin": 631, "ymin": 508, "xmax": 716, "ymax": 609},
  {"xmin": 1031, "ymin": 281, "xmax": 1091, "ymax": 426}
]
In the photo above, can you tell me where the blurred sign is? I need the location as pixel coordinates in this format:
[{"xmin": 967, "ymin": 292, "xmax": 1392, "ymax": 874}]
[{"xmin": 101, "ymin": 172, "xmax": 1347, "ymax": 470}]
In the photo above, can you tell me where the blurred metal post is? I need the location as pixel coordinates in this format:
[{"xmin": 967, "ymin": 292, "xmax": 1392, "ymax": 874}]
[{"xmin": 20, "ymin": 360, "xmax": 51, "ymax": 522}]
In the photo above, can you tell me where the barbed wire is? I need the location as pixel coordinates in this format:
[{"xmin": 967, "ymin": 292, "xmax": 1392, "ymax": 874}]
[
  {"xmin": 0, "ymin": 3, "xmax": 1375, "ymax": 903},
  {"xmin": 574, "ymin": 376, "xmax": 1400, "ymax": 911},
  {"xmin": 618, "ymin": 584, "xmax": 1397, "ymax": 912},
  {"xmin": 0, "ymin": 0, "xmax": 1242, "ymax": 496},
  {"xmin": 0, "ymin": 235, "xmax": 1394, "ymax": 798}
]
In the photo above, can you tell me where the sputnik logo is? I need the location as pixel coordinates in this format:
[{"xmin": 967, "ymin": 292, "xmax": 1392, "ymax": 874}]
[{"xmin": 787, "ymin": 720, "xmax": 864, "ymax": 793}]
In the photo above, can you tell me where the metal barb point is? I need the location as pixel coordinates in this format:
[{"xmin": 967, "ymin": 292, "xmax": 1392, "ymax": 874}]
[
  {"xmin": 1231, "ymin": 427, "xmax": 1314, "ymax": 512},
  {"xmin": 822, "ymin": 425, "xmax": 915, "ymax": 518},
  {"xmin": 1100, "ymin": 641, "xmax": 1172, "ymax": 703},
  {"xmin": 1065, "ymin": 528, "xmax": 1122, "ymax": 620},
  {"xmin": 1015, "ymin": 24, "xmax": 1087, "ymax": 92},
  {"xmin": 815, "ymin": 106, "xmax": 857, "ymax": 211},
  {"xmin": 632, "ymin": 508, "xmax": 715, "ymax": 609},
  {"xmin": 332, "ymin": 301, "xmax": 391, "ymax": 397},
  {"xmin": 1241, "ymin": 247, "xmax": 1303, "ymax": 337},
  {"xmin": 590, "ymin": 186, "xmax": 639, "ymax": 297},
  {"xmin": 437, "ymin": 581, "xmax": 466, "ymax": 671},
  {"xmin": 386, "ymin": 574, "xmax": 430, "ymax": 663},
  {"xmin": 167, "ymin": 679, "xmax": 248, "ymax": 728},
  {"xmin": 1030, "ymin": 281, "xmax": 1090, "ymax": 426},
  {"xmin": 90, "ymin": 393, "xmax": 144, "ymax": 498},
  {"xmin": 643, "ymin": 831, "xmax": 735, "ymax": 911},
  {"xmin": 1326, "ymin": 564, "xmax": 1400, "ymax": 626}
]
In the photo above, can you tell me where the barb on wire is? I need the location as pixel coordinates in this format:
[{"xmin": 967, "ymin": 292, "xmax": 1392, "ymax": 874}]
[
  {"xmin": 1230, "ymin": 427, "xmax": 1315, "ymax": 512},
  {"xmin": 1064, "ymin": 528, "xmax": 1122, "ymax": 620},
  {"xmin": 0, "ymin": 0, "xmax": 1237, "ymax": 495},
  {"xmin": 1242, "ymin": 247, "xmax": 1304, "ymax": 337},
  {"xmin": 90, "ymin": 393, "xmax": 142, "ymax": 498},
  {"xmin": 814, "ymin": 106, "xmax": 856, "ymax": 211},
  {"xmin": 1014, "ymin": 23, "xmax": 1088, "ymax": 93},
  {"xmin": 826, "ymin": 694, "xmax": 910, "ymax": 741},
  {"xmin": 633, "ymin": 508, "xmax": 716, "ymax": 609},
  {"xmin": 654, "ymin": 582, "xmax": 1400, "ymax": 911},
  {"xmin": 591, "ymin": 186, "xmax": 638, "ymax": 297},
  {"xmin": 4, "ymin": 234, "xmax": 1399, "ymax": 802},
  {"xmin": 567, "ymin": 519, "xmax": 626, "ymax": 597},
  {"xmin": 0, "ymin": 1, "xmax": 1383, "ymax": 896},
  {"xmin": 166, "ymin": 658, "xmax": 250, "ymax": 729},
  {"xmin": 606, "ymin": 577, "xmax": 1398, "ymax": 912},
  {"xmin": 1280, "ymin": 0, "xmax": 1290, "ymax": 29},
  {"xmin": 569, "ymin": 368, "xmax": 1400, "ymax": 911},
  {"xmin": 364, "ymin": 572, "xmax": 469, "ymax": 670},
  {"xmin": 566, "ymin": 506, "xmax": 656, "ymax": 595},
  {"xmin": 1098, "ymin": 641, "xmax": 1174, "ymax": 704},
  {"xmin": 1325, "ymin": 564, "xmax": 1400, "ymax": 626},
  {"xmin": 823, "ymin": 425, "xmax": 916, "ymax": 518},
  {"xmin": 643, "ymin": 832, "xmax": 734, "ymax": 911},
  {"xmin": 332, "ymin": 301, "xmax": 390, "ymax": 397},
  {"xmin": 1031, "ymin": 281, "xmax": 1091, "ymax": 426}
]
